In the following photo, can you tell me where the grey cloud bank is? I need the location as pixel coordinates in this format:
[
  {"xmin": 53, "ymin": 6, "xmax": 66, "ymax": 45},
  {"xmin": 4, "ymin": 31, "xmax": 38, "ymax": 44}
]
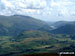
[{"xmin": 0, "ymin": 0, "xmax": 75, "ymax": 21}]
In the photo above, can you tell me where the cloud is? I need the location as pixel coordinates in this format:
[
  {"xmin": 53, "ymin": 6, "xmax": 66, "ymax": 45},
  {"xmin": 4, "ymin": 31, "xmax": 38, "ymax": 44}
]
[{"xmin": 0, "ymin": 0, "xmax": 75, "ymax": 19}]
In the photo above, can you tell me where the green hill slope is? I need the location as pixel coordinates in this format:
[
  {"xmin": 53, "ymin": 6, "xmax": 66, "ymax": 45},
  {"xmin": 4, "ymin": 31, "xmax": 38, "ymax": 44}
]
[{"xmin": 0, "ymin": 15, "xmax": 51, "ymax": 36}]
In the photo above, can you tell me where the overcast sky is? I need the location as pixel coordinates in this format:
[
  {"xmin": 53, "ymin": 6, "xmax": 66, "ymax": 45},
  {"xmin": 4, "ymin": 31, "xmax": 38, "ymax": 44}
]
[{"xmin": 0, "ymin": 0, "xmax": 75, "ymax": 21}]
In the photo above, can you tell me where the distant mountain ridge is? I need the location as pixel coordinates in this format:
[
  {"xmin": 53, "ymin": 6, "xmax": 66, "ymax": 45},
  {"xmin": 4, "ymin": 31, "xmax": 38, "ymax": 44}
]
[
  {"xmin": 50, "ymin": 23, "xmax": 75, "ymax": 34},
  {"xmin": 48, "ymin": 21, "xmax": 75, "ymax": 28},
  {"xmin": 0, "ymin": 15, "xmax": 52, "ymax": 36}
]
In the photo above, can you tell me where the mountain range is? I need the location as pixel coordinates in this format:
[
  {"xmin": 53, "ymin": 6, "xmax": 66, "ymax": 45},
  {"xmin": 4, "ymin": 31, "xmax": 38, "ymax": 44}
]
[
  {"xmin": 50, "ymin": 24, "xmax": 75, "ymax": 34},
  {"xmin": 0, "ymin": 15, "xmax": 51, "ymax": 36},
  {"xmin": 47, "ymin": 21, "xmax": 75, "ymax": 34},
  {"xmin": 0, "ymin": 15, "xmax": 75, "ymax": 35},
  {"xmin": 0, "ymin": 15, "xmax": 75, "ymax": 56}
]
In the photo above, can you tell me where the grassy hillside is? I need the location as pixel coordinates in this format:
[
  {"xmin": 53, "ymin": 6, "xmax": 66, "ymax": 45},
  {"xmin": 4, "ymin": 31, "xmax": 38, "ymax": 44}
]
[
  {"xmin": 0, "ymin": 30, "xmax": 75, "ymax": 56},
  {"xmin": 0, "ymin": 15, "xmax": 51, "ymax": 36}
]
